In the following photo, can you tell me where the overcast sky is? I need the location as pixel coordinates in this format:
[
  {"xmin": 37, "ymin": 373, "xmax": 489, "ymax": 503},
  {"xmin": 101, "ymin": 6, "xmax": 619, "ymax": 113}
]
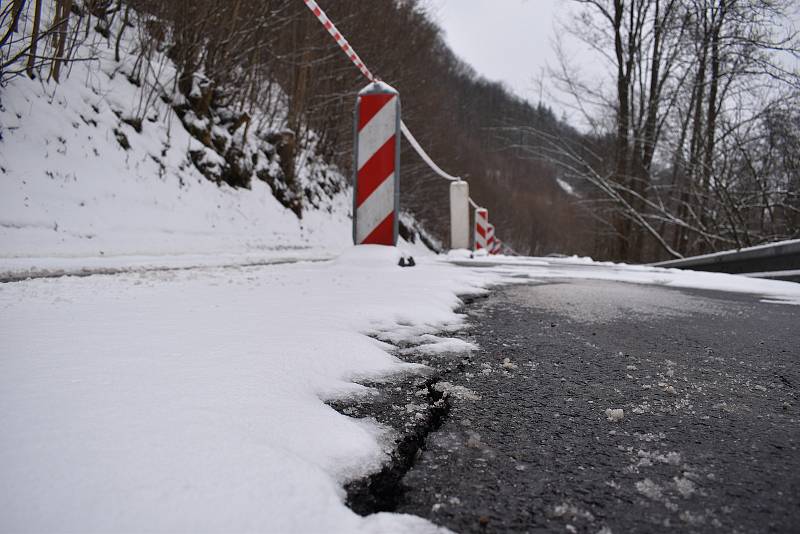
[
  {"xmin": 425, "ymin": 0, "xmax": 800, "ymax": 123},
  {"xmin": 425, "ymin": 0, "xmax": 582, "ymax": 108}
]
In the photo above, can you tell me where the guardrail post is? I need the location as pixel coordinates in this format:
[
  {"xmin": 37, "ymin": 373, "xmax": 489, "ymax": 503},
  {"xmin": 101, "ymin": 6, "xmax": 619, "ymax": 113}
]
[
  {"xmin": 469, "ymin": 205, "xmax": 476, "ymax": 250},
  {"xmin": 353, "ymin": 81, "xmax": 401, "ymax": 245},
  {"xmin": 449, "ymin": 181, "xmax": 470, "ymax": 250},
  {"xmin": 475, "ymin": 208, "xmax": 489, "ymax": 251}
]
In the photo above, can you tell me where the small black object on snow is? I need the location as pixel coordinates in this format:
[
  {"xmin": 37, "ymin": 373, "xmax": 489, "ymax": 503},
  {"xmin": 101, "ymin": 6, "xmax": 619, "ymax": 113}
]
[{"xmin": 399, "ymin": 255, "xmax": 416, "ymax": 268}]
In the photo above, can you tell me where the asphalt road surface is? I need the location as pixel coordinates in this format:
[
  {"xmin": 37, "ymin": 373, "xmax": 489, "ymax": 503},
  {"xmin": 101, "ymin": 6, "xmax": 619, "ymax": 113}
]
[{"xmin": 345, "ymin": 279, "xmax": 800, "ymax": 533}]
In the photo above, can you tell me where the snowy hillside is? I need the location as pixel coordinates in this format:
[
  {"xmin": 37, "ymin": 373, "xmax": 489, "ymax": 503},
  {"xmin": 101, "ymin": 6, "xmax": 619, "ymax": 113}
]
[{"xmin": 0, "ymin": 8, "xmax": 434, "ymax": 280}]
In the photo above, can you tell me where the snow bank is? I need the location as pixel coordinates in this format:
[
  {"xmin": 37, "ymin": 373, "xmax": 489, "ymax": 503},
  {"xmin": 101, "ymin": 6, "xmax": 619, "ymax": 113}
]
[
  {"xmin": 450, "ymin": 255, "xmax": 800, "ymax": 305},
  {"xmin": 0, "ymin": 7, "xmax": 441, "ymax": 280},
  {"xmin": 0, "ymin": 247, "xmax": 492, "ymax": 533},
  {"xmin": 0, "ymin": 4, "xmax": 357, "ymax": 269},
  {"xmin": 0, "ymin": 63, "xmax": 353, "ymax": 263}
]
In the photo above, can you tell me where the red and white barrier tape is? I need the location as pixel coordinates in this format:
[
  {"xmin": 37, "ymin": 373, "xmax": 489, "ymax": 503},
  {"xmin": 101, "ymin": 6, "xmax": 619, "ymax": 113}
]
[
  {"xmin": 302, "ymin": 0, "xmax": 374, "ymax": 82},
  {"xmin": 302, "ymin": 0, "xmax": 462, "ymax": 184},
  {"xmin": 400, "ymin": 122, "xmax": 461, "ymax": 182}
]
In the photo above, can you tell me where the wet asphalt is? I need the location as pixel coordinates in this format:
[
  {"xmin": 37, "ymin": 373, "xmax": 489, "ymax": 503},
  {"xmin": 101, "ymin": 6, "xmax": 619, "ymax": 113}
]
[{"xmin": 342, "ymin": 279, "xmax": 800, "ymax": 533}]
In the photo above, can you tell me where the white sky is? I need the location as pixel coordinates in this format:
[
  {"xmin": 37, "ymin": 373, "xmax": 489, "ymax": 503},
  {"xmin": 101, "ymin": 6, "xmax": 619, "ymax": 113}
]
[
  {"xmin": 426, "ymin": 0, "xmax": 800, "ymax": 123},
  {"xmin": 425, "ymin": 0, "xmax": 583, "ymax": 108}
]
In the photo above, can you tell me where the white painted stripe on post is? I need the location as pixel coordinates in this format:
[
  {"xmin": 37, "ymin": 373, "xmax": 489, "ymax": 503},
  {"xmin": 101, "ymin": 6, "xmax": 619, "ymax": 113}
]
[
  {"xmin": 357, "ymin": 98, "xmax": 397, "ymax": 168},
  {"xmin": 355, "ymin": 172, "xmax": 395, "ymax": 243}
]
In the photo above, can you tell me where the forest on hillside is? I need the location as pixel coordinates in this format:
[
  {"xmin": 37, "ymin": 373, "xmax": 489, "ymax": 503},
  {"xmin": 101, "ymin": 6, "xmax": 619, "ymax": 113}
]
[{"xmin": 2, "ymin": 0, "xmax": 799, "ymax": 261}]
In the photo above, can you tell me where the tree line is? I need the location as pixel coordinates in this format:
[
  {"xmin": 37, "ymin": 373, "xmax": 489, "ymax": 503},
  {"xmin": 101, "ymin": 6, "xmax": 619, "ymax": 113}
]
[{"xmin": 538, "ymin": 0, "xmax": 800, "ymax": 261}]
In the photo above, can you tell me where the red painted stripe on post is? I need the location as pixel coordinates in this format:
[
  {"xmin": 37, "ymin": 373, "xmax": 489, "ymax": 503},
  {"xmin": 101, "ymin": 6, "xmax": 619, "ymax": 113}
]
[
  {"xmin": 362, "ymin": 212, "xmax": 394, "ymax": 245},
  {"xmin": 358, "ymin": 94, "xmax": 395, "ymax": 130},
  {"xmin": 356, "ymin": 136, "xmax": 396, "ymax": 207},
  {"xmin": 476, "ymin": 225, "xmax": 486, "ymax": 238}
]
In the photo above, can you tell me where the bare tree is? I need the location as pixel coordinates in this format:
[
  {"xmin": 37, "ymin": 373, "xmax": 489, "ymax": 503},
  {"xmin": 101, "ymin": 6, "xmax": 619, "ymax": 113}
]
[{"xmin": 542, "ymin": 0, "xmax": 799, "ymax": 261}]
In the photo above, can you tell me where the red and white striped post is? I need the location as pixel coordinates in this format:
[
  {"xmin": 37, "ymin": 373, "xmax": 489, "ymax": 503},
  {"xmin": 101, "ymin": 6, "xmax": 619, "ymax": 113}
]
[
  {"xmin": 487, "ymin": 224, "xmax": 496, "ymax": 253},
  {"xmin": 492, "ymin": 238, "xmax": 502, "ymax": 255},
  {"xmin": 353, "ymin": 81, "xmax": 401, "ymax": 245},
  {"xmin": 474, "ymin": 208, "xmax": 489, "ymax": 251}
]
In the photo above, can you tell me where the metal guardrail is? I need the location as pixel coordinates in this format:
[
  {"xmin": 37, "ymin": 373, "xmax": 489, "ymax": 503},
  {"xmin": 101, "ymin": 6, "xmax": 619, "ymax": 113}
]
[{"xmin": 652, "ymin": 239, "xmax": 800, "ymax": 282}]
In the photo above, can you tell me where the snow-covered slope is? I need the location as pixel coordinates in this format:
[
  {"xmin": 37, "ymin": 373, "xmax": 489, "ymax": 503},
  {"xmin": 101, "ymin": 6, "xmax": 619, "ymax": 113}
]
[
  {"xmin": 1, "ymin": 67, "xmax": 351, "ymax": 263},
  {"xmin": 0, "ymin": 8, "xmax": 435, "ymax": 276}
]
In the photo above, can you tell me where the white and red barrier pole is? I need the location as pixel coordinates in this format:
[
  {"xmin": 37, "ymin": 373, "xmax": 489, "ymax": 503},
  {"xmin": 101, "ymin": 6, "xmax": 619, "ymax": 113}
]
[
  {"xmin": 487, "ymin": 224, "xmax": 495, "ymax": 254},
  {"xmin": 303, "ymin": 0, "xmax": 374, "ymax": 82},
  {"xmin": 353, "ymin": 81, "xmax": 401, "ymax": 245},
  {"xmin": 474, "ymin": 208, "xmax": 489, "ymax": 251}
]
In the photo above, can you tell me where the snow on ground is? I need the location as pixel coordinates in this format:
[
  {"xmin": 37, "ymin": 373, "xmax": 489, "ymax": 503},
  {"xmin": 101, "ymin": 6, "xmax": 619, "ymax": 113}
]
[
  {"xmin": 0, "ymin": 5, "xmax": 359, "ymax": 277},
  {"xmin": 0, "ymin": 63, "xmax": 352, "ymax": 264},
  {"xmin": 0, "ymin": 246, "xmax": 494, "ymax": 533},
  {"xmin": 3, "ymin": 247, "xmax": 796, "ymax": 532},
  {"xmin": 448, "ymin": 253, "xmax": 800, "ymax": 306},
  {"xmin": 0, "ymin": 27, "xmax": 437, "ymax": 282}
]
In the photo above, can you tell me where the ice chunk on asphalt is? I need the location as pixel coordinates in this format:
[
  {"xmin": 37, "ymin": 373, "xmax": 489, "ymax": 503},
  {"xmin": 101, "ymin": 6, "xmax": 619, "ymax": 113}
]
[
  {"xmin": 674, "ymin": 476, "xmax": 696, "ymax": 497},
  {"xmin": 501, "ymin": 357, "xmax": 518, "ymax": 370},
  {"xmin": 434, "ymin": 381, "xmax": 481, "ymax": 401},
  {"xmin": 605, "ymin": 408, "xmax": 624, "ymax": 422},
  {"xmin": 635, "ymin": 478, "xmax": 663, "ymax": 500}
]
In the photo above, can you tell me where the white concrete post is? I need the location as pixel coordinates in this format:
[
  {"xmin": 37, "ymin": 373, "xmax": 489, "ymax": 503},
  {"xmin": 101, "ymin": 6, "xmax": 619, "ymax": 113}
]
[{"xmin": 449, "ymin": 181, "xmax": 470, "ymax": 250}]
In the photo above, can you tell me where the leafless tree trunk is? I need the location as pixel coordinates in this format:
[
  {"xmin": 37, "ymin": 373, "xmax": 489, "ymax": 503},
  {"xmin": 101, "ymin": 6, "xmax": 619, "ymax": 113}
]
[
  {"xmin": 49, "ymin": 0, "xmax": 73, "ymax": 82},
  {"xmin": 26, "ymin": 0, "xmax": 43, "ymax": 77}
]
